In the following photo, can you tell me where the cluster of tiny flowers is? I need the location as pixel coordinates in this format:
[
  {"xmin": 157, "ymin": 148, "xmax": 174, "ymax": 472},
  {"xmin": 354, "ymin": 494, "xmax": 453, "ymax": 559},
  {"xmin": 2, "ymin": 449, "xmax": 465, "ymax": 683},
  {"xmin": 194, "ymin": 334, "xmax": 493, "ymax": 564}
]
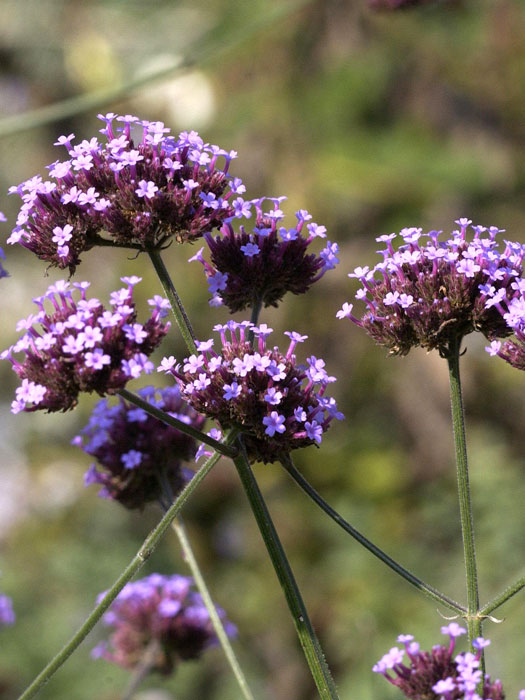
[
  {"xmin": 0, "ymin": 212, "xmax": 8, "ymax": 279},
  {"xmin": 2, "ymin": 277, "xmax": 169, "ymax": 413},
  {"xmin": 372, "ymin": 623, "xmax": 518, "ymax": 699},
  {"xmin": 159, "ymin": 321, "xmax": 343, "ymax": 463},
  {"xmin": 189, "ymin": 197, "xmax": 340, "ymax": 312},
  {"xmin": 73, "ymin": 386, "xmax": 205, "ymax": 509},
  {"xmin": 92, "ymin": 574, "xmax": 236, "ymax": 675},
  {"xmin": 338, "ymin": 220, "xmax": 525, "ymax": 356},
  {"xmin": 7, "ymin": 114, "xmax": 246, "ymax": 272},
  {"xmin": 484, "ymin": 269, "xmax": 525, "ymax": 371},
  {"xmin": 0, "ymin": 593, "xmax": 15, "ymax": 627}
]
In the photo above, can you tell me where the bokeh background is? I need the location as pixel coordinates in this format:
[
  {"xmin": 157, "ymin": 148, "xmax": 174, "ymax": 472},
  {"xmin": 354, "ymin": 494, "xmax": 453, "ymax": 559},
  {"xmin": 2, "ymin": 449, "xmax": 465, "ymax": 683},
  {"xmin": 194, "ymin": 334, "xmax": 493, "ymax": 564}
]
[{"xmin": 1, "ymin": 0, "xmax": 525, "ymax": 698}]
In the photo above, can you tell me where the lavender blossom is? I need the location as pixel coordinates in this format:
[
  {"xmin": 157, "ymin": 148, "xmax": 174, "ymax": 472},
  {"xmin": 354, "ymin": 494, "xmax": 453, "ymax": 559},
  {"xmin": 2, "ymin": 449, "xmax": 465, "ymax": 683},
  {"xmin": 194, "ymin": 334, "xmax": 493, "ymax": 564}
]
[
  {"xmin": 339, "ymin": 220, "xmax": 524, "ymax": 356},
  {"xmin": 7, "ymin": 115, "xmax": 245, "ymax": 273},
  {"xmin": 2, "ymin": 278, "xmax": 169, "ymax": 413},
  {"xmin": 92, "ymin": 574, "xmax": 236, "ymax": 675},
  {"xmin": 483, "ymin": 275, "xmax": 525, "ymax": 371},
  {"xmin": 190, "ymin": 197, "xmax": 339, "ymax": 312},
  {"xmin": 373, "ymin": 625, "xmax": 509, "ymax": 699},
  {"xmin": 0, "ymin": 594, "xmax": 15, "ymax": 627},
  {"xmin": 74, "ymin": 386, "xmax": 205, "ymax": 509},
  {"xmin": 159, "ymin": 322, "xmax": 343, "ymax": 463}
]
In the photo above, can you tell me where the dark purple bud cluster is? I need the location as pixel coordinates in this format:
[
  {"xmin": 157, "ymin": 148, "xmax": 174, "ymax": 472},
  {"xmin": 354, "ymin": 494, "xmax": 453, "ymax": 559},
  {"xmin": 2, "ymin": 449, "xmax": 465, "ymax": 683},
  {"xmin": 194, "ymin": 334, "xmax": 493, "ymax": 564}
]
[
  {"xmin": 189, "ymin": 197, "xmax": 339, "ymax": 312},
  {"xmin": 373, "ymin": 624, "xmax": 509, "ymax": 700},
  {"xmin": 92, "ymin": 574, "xmax": 236, "ymax": 675},
  {"xmin": 73, "ymin": 386, "xmax": 205, "ymax": 509},
  {"xmin": 7, "ymin": 114, "xmax": 246, "ymax": 273},
  {"xmin": 0, "ymin": 593, "xmax": 15, "ymax": 627},
  {"xmin": 158, "ymin": 321, "xmax": 343, "ymax": 464},
  {"xmin": 338, "ymin": 219, "xmax": 525, "ymax": 356},
  {"xmin": 2, "ymin": 277, "xmax": 169, "ymax": 413}
]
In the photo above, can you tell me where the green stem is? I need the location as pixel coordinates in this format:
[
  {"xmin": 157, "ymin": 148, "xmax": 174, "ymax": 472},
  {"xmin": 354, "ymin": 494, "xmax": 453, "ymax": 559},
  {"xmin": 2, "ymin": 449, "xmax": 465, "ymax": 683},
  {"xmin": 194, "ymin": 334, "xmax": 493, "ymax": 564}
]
[
  {"xmin": 233, "ymin": 442, "xmax": 339, "ymax": 700},
  {"xmin": 281, "ymin": 457, "xmax": 465, "ymax": 615},
  {"xmin": 120, "ymin": 640, "xmax": 161, "ymax": 700},
  {"xmin": 17, "ymin": 444, "xmax": 230, "ymax": 700},
  {"xmin": 117, "ymin": 388, "xmax": 238, "ymax": 459},
  {"xmin": 148, "ymin": 249, "xmax": 197, "ymax": 355},
  {"xmin": 480, "ymin": 573, "xmax": 525, "ymax": 616},
  {"xmin": 171, "ymin": 519, "xmax": 256, "ymax": 700},
  {"xmin": 446, "ymin": 338, "xmax": 482, "ymax": 650}
]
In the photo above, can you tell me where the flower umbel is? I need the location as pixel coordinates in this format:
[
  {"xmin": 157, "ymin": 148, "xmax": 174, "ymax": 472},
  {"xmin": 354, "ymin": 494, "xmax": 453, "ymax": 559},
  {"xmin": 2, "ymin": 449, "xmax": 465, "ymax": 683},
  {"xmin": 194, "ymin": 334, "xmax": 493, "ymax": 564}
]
[
  {"xmin": 2, "ymin": 277, "xmax": 169, "ymax": 413},
  {"xmin": 92, "ymin": 574, "xmax": 236, "ymax": 675},
  {"xmin": 190, "ymin": 197, "xmax": 339, "ymax": 312},
  {"xmin": 7, "ymin": 115, "xmax": 245, "ymax": 272},
  {"xmin": 159, "ymin": 322, "xmax": 343, "ymax": 463},
  {"xmin": 373, "ymin": 625, "xmax": 510, "ymax": 699},
  {"xmin": 74, "ymin": 386, "xmax": 205, "ymax": 509},
  {"xmin": 339, "ymin": 220, "xmax": 524, "ymax": 356}
]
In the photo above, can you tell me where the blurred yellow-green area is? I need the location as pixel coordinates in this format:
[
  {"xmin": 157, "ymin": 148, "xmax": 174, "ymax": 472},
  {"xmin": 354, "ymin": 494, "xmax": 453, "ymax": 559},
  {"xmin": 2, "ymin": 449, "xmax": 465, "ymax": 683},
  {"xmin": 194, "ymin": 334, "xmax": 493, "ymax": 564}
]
[{"xmin": 1, "ymin": 0, "xmax": 525, "ymax": 698}]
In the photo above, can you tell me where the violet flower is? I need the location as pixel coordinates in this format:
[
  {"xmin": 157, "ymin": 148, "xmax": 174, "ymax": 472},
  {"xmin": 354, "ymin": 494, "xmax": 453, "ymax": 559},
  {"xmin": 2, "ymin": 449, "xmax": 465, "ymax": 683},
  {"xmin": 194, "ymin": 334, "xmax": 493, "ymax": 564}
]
[
  {"xmin": 190, "ymin": 197, "xmax": 339, "ymax": 312},
  {"xmin": 2, "ymin": 277, "xmax": 169, "ymax": 413},
  {"xmin": 159, "ymin": 322, "xmax": 344, "ymax": 463},
  {"xmin": 338, "ymin": 220, "xmax": 524, "ymax": 356},
  {"xmin": 7, "ymin": 115, "xmax": 245, "ymax": 273},
  {"xmin": 373, "ymin": 625, "xmax": 511, "ymax": 699},
  {"xmin": 92, "ymin": 574, "xmax": 236, "ymax": 675},
  {"xmin": 0, "ymin": 594, "xmax": 15, "ymax": 627},
  {"xmin": 74, "ymin": 386, "xmax": 205, "ymax": 509}
]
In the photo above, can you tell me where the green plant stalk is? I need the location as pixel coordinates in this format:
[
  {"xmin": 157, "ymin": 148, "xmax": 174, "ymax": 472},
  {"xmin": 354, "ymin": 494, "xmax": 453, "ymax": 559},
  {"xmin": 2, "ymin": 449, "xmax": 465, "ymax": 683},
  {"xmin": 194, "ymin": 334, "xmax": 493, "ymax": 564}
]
[
  {"xmin": 233, "ymin": 444, "xmax": 339, "ymax": 700},
  {"xmin": 148, "ymin": 249, "xmax": 198, "ymax": 355},
  {"xmin": 171, "ymin": 519, "xmax": 256, "ymax": 700},
  {"xmin": 117, "ymin": 388, "xmax": 238, "ymax": 459},
  {"xmin": 120, "ymin": 640, "xmax": 161, "ymax": 700},
  {"xmin": 481, "ymin": 573, "xmax": 525, "ymax": 616},
  {"xmin": 281, "ymin": 456, "xmax": 465, "ymax": 614},
  {"xmin": 17, "ymin": 445, "xmax": 231, "ymax": 700},
  {"xmin": 447, "ymin": 338, "xmax": 482, "ymax": 650}
]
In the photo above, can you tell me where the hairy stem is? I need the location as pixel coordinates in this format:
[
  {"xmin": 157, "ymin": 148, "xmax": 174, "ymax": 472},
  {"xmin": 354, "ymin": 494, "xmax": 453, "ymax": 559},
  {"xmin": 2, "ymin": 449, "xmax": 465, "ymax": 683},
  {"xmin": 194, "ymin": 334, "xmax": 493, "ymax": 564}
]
[
  {"xmin": 480, "ymin": 573, "xmax": 525, "ymax": 616},
  {"xmin": 148, "ymin": 249, "xmax": 197, "ymax": 355},
  {"xmin": 118, "ymin": 388, "xmax": 238, "ymax": 459},
  {"xmin": 233, "ymin": 442, "xmax": 339, "ymax": 699},
  {"xmin": 17, "ymin": 442, "xmax": 233, "ymax": 700},
  {"xmin": 281, "ymin": 456, "xmax": 466, "ymax": 614},
  {"xmin": 447, "ymin": 337, "xmax": 482, "ymax": 663}
]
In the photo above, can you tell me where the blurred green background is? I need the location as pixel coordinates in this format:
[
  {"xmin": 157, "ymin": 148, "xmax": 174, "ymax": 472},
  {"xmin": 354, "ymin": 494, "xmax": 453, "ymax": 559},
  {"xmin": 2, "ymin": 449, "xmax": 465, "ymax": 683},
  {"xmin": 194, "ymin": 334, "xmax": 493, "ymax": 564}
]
[{"xmin": 1, "ymin": 0, "xmax": 525, "ymax": 698}]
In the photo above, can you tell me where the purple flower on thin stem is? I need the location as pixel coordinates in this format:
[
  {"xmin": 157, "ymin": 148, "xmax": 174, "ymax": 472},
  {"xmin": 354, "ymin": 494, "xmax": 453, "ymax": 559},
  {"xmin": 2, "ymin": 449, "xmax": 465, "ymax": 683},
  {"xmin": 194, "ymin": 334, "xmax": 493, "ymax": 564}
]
[
  {"xmin": 159, "ymin": 321, "xmax": 343, "ymax": 463},
  {"xmin": 75, "ymin": 386, "xmax": 204, "ymax": 510},
  {"xmin": 373, "ymin": 626, "xmax": 506, "ymax": 699},
  {"xmin": 190, "ymin": 197, "xmax": 338, "ymax": 312},
  {"xmin": 0, "ymin": 593, "xmax": 15, "ymax": 627},
  {"xmin": 340, "ymin": 221, "xmax": 524, "ymax": 356},
  {"xmin": 2, "ymin": 278, "xmax": 169, "ymax": 413},
  {"xmin": 484, "ymin": 276, "xmax": 525, "ymax": 372},
  {"xmin": 92, "ymin": 574, "xmax": 236, "ymax": 675},
  {"xmin": 7, "ymin": 115, "xmax": 243, "ymax": 273}
]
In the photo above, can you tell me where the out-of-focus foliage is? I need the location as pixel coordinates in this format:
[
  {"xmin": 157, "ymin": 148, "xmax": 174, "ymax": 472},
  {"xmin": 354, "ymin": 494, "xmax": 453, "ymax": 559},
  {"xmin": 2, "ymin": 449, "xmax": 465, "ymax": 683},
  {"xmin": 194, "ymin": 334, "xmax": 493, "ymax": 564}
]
[{"xmin": 1, "ymin": 0, "xmax": 525, "ymax": 698}]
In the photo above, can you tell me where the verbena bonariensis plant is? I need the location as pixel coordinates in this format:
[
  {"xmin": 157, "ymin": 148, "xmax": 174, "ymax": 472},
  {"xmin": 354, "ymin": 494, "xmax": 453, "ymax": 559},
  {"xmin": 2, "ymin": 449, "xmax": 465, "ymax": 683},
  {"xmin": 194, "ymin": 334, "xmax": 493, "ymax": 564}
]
[{"xmin": 3, "ymin": 117, "xmax": 525, "ymax": 700}]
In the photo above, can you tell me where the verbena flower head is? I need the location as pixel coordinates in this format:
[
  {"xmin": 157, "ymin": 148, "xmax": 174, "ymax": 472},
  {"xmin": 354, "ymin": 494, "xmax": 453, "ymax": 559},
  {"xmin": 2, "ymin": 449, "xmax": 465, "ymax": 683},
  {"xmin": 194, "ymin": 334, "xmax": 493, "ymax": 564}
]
[
  {"xmin": 190, "ymin": 197, "xmax": 339, "ymax": 312},
  {"xmin": 0, "ymin": 593, "xmax": 15, "ymax": 627},
  {"xmin": 484, "ymin": 275, "xmax": 525, "ymax": 371},
  {"xmin": 7, "ymin": 114, "xmax": 245, "ymax": 273},
  {"xmin": 74, "ymin": 386, "xmax": 205, "ymax": 509},
  {"xmin": 2, "ymin": 277, "xmax": 169, "ymax": 413},
  {"xmin": 338, "ymin": 220, "xmax": 524, "ymax": 356},
  {"xmin": 92, "ymin": 573, "xmax": 236, "ymax": 675},
  {"xmin": 159, "ymin": 322, "xmax": 343, "ymax": 463},
  {"xmin": 373, "ymin": 625, "xmax": 508, "ymax": 699}
]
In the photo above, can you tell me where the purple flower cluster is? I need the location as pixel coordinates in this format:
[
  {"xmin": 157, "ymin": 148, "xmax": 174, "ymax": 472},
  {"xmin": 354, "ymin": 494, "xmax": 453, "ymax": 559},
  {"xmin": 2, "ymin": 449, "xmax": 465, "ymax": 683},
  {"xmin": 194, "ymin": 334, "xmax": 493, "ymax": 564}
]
[
  {"xmin": 484, "ymin": 274, "xmax": 525, "ymax": 371},
  {"xmin": 2, "ymin": 277, "xmax": 169, "ymax": 413},
  {"xmin": 74, "ymin": 386, "xmax": 205, "ymax": 509},
  {"xmin": 0, "ymin": 593, "xmax": 15, "ymax": 627},
  {"xmin": 159, "ymin": 321, "xmax": 343, "ymax": 463},
  {"xmin": 338, "ymin": 220, "xmax": 524, "ymax": 356},
  {"xmin": 190, "ymin": 197, "xmax": 339, "ymax": 312},
  {"xmin": 92, "ymin": 573, "xmax": 236, "ymax": 675},
  {"xmin": 372, "ymin": 624, "xmax": 519, "ymax": 699},
  {"xmin": 7, "ymin": 114, "xmax": 246, "ymax": 272}
]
